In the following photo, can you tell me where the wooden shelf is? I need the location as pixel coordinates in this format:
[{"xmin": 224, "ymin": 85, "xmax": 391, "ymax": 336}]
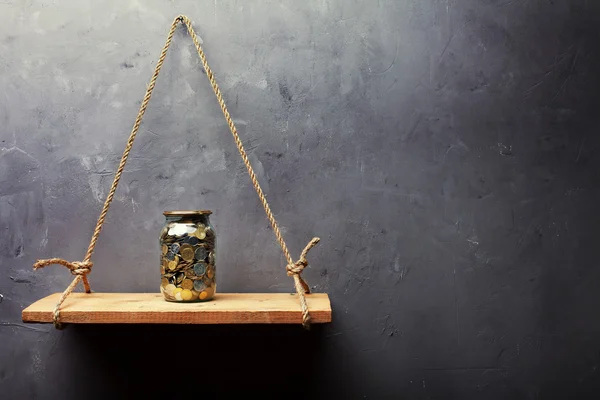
[{"xmin": 22, "ymin": 293, "xmax": 332, "ymax": 325}]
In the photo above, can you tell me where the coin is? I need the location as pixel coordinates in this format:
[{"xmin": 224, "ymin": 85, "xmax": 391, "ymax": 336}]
[
  {"xmin": 181, "ymin": 279, "xmax": 194, "ymax": 290},
  {"xmin": 193, "ymin": 262, "xmax": 207, "ymax": 277},
  {"xmin": 206, "ymin": 265, "xmax": 214, "ymax": 279},
  {"xmin": 175, "ymin": 272, "xmax": 185, "ymax": 284},
  {"xmin": 179, "ymin": 244, "xmax": 195, "ymax": 262},
  {"xmin": 161, "ymin": 278, "xmax": 169, "ymax": 287},
  {"xmin": 170, "ymin": 243, "xmax": 180, "ymax": 253},
  {"xmin": 181, "ymin": 289, "xmax": 193, "ymax": 301},
  {"xmin": 161, "ymin": 244, "xmax": 168, "ymax": 255},
  {"xmin": 208, "ymin": 252, "xmax": 215, "ymax": 265},
  {"xmin": 160, "ymin": 286, "xmax": 175, "ymax": 301},
  {"xmin": 191, "ymin": 225, "xmax": 206, "ymax": 240},
  {"xmin": 168, "ymin": 259, "xmax": 178, "ymax": 271},
  {"xmin": 204, "ymin": 286, "xmax": 215, "ymax": 298},
  {"xmin": 164, "ymin": 284, "xmax": 176, "ymax": 295},
  {"xmin": 184, "ymin": 269, "xmax": 196, "ymax": 278},
  {"xmin": 162, "ymin": 236, "xmax": 175, "ymax": 245},
  {"xmin": 187, "ymin": 236, "xmax": 200, "ymax": 246},
  {"xmin": 178, "ymin": 260, "xmax": 191, "ymax": 269},
  {"xmin": 199, "ymin": 286, "xmax": 214, "ymax": 301},
  {"xmin": 194, "ymin": 247, "xmax": 208, "ymax": 261},
  {"xmin": 193, "ymin": 280, "xmax": 207, "ymax": 292},
  {"xmin": 165, "ymin": 251, "xmax": 175, "ymax": 261}
]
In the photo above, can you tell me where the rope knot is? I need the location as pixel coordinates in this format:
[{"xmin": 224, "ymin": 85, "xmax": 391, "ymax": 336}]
[
  {"xmin": 69, "ymin": 261, "xmax": 93, "ymax": 275},
  {"xmin": 33, "ymin": 258, "xmax": 93, "ymax": 276},
  {"xmin": 286, "ymin": 237, "xmax": 320, "ymax": 277},
  {"xmin": 286, "ymin": 259, "xmax": 307, "ymax": 276}
]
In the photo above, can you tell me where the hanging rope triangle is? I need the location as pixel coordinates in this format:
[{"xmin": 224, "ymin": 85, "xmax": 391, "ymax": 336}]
[{"xmin": 33, "ymin": 15, "xmax": 320, "ymax": 329}]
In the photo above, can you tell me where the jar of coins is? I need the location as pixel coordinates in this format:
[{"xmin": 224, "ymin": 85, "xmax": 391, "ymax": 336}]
[{"xmin": 159, "ymin": 210, "xmax": 216, "ymax": 302}]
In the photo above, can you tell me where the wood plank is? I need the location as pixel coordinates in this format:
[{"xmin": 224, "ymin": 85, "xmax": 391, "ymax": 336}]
[{"xmin": 22, "ymin": 293, "xmax": 332, "ymax": 324}]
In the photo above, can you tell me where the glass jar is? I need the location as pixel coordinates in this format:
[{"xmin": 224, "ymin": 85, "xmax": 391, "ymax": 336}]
[{"xmin": 159, "ymin": 210, "xmax": 216, "ymax": 302}]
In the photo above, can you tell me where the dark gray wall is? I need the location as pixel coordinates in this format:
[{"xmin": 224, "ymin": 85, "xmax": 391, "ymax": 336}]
[{"xmin": 1, "ymin": 0, "xmax": 600, "ymax": 398}]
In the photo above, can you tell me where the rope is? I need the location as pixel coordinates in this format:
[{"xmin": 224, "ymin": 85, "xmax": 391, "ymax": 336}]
[{"xmin": 33, "ymin": 15, "xmax": 319, "ymax": 329}]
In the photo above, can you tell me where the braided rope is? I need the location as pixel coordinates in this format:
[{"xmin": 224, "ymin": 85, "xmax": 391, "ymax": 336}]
[{"xmin": 34, "ymin": 15, "xmax": 319, "ymax": 328}]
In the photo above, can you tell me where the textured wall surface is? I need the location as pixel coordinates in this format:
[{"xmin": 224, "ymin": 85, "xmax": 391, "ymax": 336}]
[{"xmin": 1, "ymin": 0, "xmax": 600, "ymax": 398}]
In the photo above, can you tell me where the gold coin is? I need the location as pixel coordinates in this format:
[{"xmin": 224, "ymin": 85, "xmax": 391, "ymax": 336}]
[
  {"xmin": 160, "ymin": 225, "xmax": 169, "ymax": 239},
  {"xmin": 161, "ymin": 244, "xmax": 168, "ymax": 255},
  {"xmin": 181, "ymin": 289, "xmax": 193, "ymax": 301},
  {"xmin": 181, "ymin": 279, "xmax": 194, "ymax": 290},
  {"xmin": 199, "ymin": 291, "xmax": 208, "ymax": 300},
  {"xmin": 193, "ymin": 227, "xmax": 206, "ymax": 240},
  {"xmin": 207, "ymin": 266, "xmax": 214, "ymax": 279},
  {"xmin": 168, "ymin": 260, "xmax": 178, "ymax": 271},
  {"xmin": 185, "ymin": 269, "xmax": 195, "ymax": 278},
  {"xmin": 180, "ymin": 244, "xmax": 195, "ymax": 262},
  {"xmin": 161, "ymin": 278, "xmax": 169, "ymax": 287},
  {"xmin": 173, "ymin": 288, "xmax": 183, "ymax": 297},
  {"xmin": 204, "ymin": 286, "xmax": 214, "ymax": 298}
]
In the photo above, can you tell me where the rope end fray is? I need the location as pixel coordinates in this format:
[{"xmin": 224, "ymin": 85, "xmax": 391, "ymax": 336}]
[{"xmin": 302, "ymin": 312, "xmax": 312, "ymax": 330}]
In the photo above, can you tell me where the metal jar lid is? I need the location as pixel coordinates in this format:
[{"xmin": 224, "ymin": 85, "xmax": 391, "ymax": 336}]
[{"xmin": 163, "ymin": 210, "xmax": 212, "ymax": 216}]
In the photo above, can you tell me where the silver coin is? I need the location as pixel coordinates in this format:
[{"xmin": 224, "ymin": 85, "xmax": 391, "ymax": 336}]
[
  {"xmin": 193, "ymin": 280, "xmax": 207, "ymax": 292},
  {"xmin": 193, "ymin": 262, "xmax": 207, "ymax": 276},
  {"xmin": 194, "ymin": 247, "xmax": 208, "ymax": 261}
]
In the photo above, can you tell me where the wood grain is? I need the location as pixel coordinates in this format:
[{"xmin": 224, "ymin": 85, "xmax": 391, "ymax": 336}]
[{"xmin": 22, "ymin": 293, "xmax": 332, "ymax": 324}]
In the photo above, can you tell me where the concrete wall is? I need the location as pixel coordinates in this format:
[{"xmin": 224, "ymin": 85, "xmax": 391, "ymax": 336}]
[{"xmin": 1, "ymin": 1, "xmax": 599, "ymax": 398}]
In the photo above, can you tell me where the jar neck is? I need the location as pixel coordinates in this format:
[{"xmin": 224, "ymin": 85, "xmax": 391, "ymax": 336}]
[{"xmin": 165, "ymin": 215, "xmax": 210, "ymax": 224}]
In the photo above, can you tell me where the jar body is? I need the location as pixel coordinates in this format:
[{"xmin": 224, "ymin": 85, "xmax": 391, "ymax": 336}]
[{"xmin": 159, "ymin": 211, "xmax": 216, "ymax": 302}]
